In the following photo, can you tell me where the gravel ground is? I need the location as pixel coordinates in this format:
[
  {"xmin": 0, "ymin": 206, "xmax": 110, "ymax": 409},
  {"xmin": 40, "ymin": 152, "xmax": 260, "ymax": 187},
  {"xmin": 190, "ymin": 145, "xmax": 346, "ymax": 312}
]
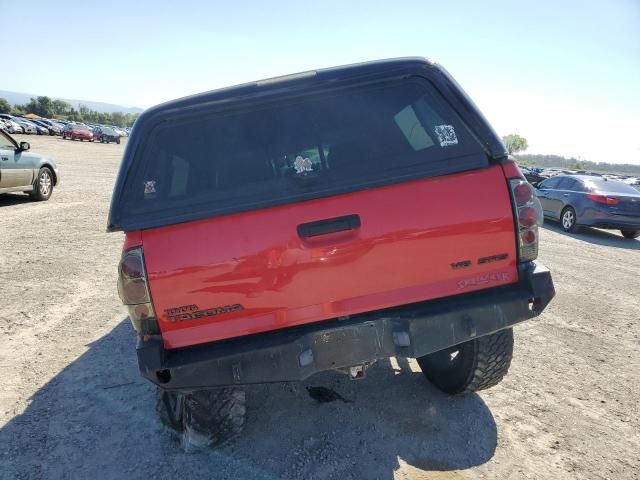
[{"xmin": 1, "ymin": 135, "xmax": 639, "ymax": 480}]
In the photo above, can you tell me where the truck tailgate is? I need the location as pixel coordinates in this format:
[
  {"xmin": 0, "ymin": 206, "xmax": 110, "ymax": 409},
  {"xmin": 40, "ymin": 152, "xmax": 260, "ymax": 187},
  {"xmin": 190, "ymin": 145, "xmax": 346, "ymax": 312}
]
[{"xmin": 142, "ymin": 165, "xmax": 517, "ymax": 349}]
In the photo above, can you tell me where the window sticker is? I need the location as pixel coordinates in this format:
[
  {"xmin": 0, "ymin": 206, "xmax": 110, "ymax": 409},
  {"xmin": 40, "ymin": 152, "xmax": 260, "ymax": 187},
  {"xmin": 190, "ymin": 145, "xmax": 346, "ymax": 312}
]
[
  {"xmin": 394, "ymin": 105, "xmax": 435, "ymax": 151},
  {"xmin": 293, "ymin": 156, "xmax": 313, "ymax": 174},
  {"xmin": 144, "ymin": 180, "xmax": 157, "ymax": 198},
  {"xmin": 434, "ymin": 124, "xmax": 458, "ymax": 147}
]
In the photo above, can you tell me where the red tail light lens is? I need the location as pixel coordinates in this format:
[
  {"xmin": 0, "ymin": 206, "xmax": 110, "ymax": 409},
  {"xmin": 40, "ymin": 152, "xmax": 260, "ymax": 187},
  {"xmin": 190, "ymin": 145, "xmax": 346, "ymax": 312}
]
[
  {"xmin": 118, "ymin": 249, "xmax": 150, "ymax": 305},
  {"xmin": 521, "ymin": 230, "xmax": 536, "ymax": 245},
  {"xmin": 518, "ymin": 207, "xmax": 538, "ymax": 228},
  {"xmin": 586, "ymin": 194, "xmax": 619, "ymax": 205},
  {"xmin": 117, "ymin": 247, "xmax": 159, "ymax": 335},
  {"xmin": 514, "ymin": 183, "xmax": 533, "ymax": 205},
  {"xmin": 509, "ymin": 179, "xmax": 543, "ymax": 263}
]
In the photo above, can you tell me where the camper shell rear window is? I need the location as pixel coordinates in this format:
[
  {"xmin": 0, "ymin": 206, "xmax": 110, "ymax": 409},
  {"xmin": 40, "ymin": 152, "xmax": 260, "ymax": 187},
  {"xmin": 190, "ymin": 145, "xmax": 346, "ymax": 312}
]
[{"xmin": 120, "ymin": 77, "xmax": 488, "ymax": 229}]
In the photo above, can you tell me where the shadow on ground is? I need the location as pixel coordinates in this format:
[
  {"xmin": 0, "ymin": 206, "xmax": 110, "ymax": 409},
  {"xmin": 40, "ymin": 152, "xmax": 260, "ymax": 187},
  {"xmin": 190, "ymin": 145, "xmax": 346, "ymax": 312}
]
[
  {"xmin": 0, "ymin": 193, "xmax": 33, "ymax": 207},
  {"xmin": 1, "ymin": 321, "xmax": 497, "ymax": 480},
  {"xmin": 543, "ymin": 221, "xmax": 640, "ymax": 250}
]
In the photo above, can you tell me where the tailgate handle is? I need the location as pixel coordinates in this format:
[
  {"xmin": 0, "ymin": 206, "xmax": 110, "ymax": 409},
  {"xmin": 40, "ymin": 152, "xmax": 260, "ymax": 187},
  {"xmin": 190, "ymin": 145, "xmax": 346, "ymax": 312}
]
[{"xmin": 297, "ymin": 214, "xmax": 361, "ymax": 238}]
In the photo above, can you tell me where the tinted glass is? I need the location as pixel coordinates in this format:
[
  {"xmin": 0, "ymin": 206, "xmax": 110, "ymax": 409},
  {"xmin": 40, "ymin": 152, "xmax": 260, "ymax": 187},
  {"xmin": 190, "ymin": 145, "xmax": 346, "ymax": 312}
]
[
  {"xmin": 124, "ymin": 78, "xmax": 487, "ymax": 222},
  {"xmin": 567, "ymin": 178, "xmax": 587, "ymax": 192},
  {"xmin": 539, "ymin": 177, "xmax": 560, "ymax": 189},
  {"xmin": 558, "ymin": 177, "xmax": 586, "ymax": 191},
  {"xmin": 584, "ymin": 179, "xmax": 640, "ymax": 194},
  {"xmin": 0, "ymin": 130, "xmax": 15, "ymax": 149},
  {"xmin": 555, "ymin": 177, "xmax": 572, "ymax": 189}
]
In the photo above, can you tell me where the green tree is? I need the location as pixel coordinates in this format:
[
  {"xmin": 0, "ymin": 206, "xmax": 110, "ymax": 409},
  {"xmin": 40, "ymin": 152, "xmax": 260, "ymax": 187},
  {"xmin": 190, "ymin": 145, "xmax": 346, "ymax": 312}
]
[
  {"xmin": 0, "ymin": 97, "xmax": 11, "ymax": 114},
  {"xmin": 78, "ymin": 104, "xmax": 91, "ymax": 119},
  {"xmin": 569, "ymin": 159, "xmax": 584, "ymax": 170},
  {"xmin": 36, "ymin": 96, "xmax": 54, "ymax": 118},
  {"xmin": 23, "ymin": 97, "xmax": 38, "ymax": 113},
  {"xmin": 52, "ymin": 99, "xmax": 72, "ymax": 116},
  {"xmin": 502, "ymin": 134, "xmax": 529, "ymax": 155},
  {"xmin": 21, "ymin": 96, "xmax": 56, "ymax": 117},
  {"xmin": 111, "ymin": 112, "xmax": 125, "ymax": 127},
  {"xmin": 68, "ymin": 108, "xmax": 83, "ymax": 122},
  {"xmin": 11, "ymin": 105, "xmax": 27, "ymax": 115}
]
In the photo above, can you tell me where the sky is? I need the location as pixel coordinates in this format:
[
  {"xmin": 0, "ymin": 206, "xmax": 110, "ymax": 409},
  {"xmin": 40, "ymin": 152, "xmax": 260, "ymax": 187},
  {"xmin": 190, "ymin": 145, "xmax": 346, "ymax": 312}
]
[{"xmin": 2, "ymin": 0, "xmax": 639, "ymax": 164}]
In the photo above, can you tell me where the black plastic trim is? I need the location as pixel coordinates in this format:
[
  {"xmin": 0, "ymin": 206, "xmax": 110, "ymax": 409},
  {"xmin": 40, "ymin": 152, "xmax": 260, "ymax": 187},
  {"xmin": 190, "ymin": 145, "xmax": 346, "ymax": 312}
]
[{"xmin": 297, "ymin": 214, "xmax": 361, "ymax": 238}]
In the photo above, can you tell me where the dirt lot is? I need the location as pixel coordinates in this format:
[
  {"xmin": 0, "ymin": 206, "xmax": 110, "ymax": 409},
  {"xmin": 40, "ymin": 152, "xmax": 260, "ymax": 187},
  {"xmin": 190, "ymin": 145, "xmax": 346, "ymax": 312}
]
[{"xmin": 1, "ymin": 134, "xmax": 639, "ymax": 480}]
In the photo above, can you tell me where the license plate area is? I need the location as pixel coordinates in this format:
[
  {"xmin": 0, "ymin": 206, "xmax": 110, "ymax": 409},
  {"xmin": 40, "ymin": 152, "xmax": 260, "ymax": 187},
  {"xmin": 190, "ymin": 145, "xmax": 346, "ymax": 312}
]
[{"xmin": 311, "ymin": 322, "xmax": 382, "ymax": 370}]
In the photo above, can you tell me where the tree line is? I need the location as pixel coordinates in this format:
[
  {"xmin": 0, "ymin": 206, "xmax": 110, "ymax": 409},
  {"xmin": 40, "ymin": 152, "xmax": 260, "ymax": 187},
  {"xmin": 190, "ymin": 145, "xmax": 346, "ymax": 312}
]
[
  {"xmin": 516, "ymin": 154, "xmax": 640, "ymax": 176},
  {"xmin": 500, "ymin": 134, "xmax": 639, "ymax": 175},
  {"xmin": 0, "ymin": 96, "xmax": 139, "ymax": 128}
]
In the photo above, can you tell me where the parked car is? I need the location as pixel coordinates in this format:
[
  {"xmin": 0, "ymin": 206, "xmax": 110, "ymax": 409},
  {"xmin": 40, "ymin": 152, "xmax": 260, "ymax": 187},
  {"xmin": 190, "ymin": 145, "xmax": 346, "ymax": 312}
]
[
  {"xmin": 536, "ymin": 175, "xmax": 640, "ymax": 238},
  {"xmin": 109, "ymin": 58, "xmax": 555, "ymax": 444},
  {"xmin": 541, "ymin": 168, "xmax": 562, "ymax": 178},
  {"xmin": 32, "ymin": 119, "xmax": 61, "ymax": 136},
  {"xmin": 109, "ymin": 126, "xmax": 127, "ymax": 136},
  {"xmin": 13, "ymin": 119, "xmax": 37, "ymax": 134},
  {"xmin": 62, "ymin": 124, "xmax": 94, "ymax": 141},
  {"xmin": 93, "ymin": 126, "xmax": 121, "ymax": 144},
  {"xmin": 7, "ymin": 120, "xmax": 24, "ymax": 134},
  {"xmin": 0, "ymin": 129, "xmax": 59, "ymax": 200},
  {"xmin": 520, "ymin": 166, "xmax": 545, "ymax": 186},
  {"xmin": 0, "ymin": 115, "xmax": 25, "ymax": 134},
  {"xmin": 20, "ymin": 119, "xmax": 50, "ymax": 135}
]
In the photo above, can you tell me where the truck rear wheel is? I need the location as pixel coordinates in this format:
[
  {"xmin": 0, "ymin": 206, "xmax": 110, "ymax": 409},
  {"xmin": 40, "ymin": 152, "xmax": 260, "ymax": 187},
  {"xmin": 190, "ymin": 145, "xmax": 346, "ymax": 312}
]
[
  {"xmin": 417, "ymin": 328, "xmax": 514, "ymax": 394},
  {"xmin": 156, "ymin": 387, "xmax": 246, "ymax": 447}
]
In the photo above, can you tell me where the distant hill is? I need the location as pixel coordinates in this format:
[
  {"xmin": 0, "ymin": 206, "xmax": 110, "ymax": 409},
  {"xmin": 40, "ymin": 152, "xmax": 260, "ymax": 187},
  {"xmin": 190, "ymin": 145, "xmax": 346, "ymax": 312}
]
[{"xmin": 0, "ymin": 90, "xmax": 143, "ymax": 114}]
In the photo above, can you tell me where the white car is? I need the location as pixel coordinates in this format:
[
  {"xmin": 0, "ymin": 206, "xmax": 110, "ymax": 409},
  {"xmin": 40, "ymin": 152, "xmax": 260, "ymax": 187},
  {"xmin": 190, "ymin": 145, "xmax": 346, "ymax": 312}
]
[
  {"xmin": 0, "ymin": 115, "xmax": 23, "ymax": 134},
  {"xmin": 14, "ymin": 120, "xmax": 37, "ymax": 134}
]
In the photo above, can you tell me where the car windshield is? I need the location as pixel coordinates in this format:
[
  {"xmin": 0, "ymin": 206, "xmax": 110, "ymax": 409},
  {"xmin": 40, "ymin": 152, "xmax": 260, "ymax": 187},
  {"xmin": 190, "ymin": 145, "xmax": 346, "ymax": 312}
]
[{"xmin": 584, "ymin": 178, "xmax": 640, "ymax": 194}]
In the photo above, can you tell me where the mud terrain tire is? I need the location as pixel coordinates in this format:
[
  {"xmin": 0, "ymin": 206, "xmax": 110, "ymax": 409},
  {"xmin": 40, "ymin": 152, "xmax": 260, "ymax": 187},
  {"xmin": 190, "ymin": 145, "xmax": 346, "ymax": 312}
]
[
  {"xmin": 417, "ymin": 328, "xmax": 514, "ymax": 394},
  {"xmin": 156, "ymin": 387, "xmax": 246, "ymax": 447}
]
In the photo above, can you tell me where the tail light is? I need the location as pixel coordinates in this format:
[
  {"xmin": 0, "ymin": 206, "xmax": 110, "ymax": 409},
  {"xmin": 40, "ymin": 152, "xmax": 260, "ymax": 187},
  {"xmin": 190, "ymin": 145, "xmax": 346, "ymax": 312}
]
[
  {"xmin": 117, "ymin": 247, "xmax": 160, "ymax": 335},
  {"xmin": 510, "ymin": 179, "xmax": 543, "ymax": 262},
  {"xmin": 586, "ymin": 194, "xmax": 619, "ymax": 205}
]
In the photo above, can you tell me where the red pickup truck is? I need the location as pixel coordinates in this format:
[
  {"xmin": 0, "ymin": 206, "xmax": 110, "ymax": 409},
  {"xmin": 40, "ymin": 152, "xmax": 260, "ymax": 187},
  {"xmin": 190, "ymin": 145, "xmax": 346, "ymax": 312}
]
[{"xmin": 109, "ymin": 58, "xmax": 554, "ymax": 446}]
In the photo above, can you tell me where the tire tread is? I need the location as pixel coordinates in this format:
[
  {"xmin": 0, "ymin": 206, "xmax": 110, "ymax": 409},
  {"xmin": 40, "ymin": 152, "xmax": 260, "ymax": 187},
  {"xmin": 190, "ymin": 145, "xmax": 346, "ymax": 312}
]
[
  {"xmin": 418, "ymin": 328, "xmax": 514, "ymax": 395},
  {"xmin": 156, "ymin": 387, "xmax": 246, "ymax": 448},
  {"xmin": 464, "ymin": 329, "xmax": 514, "ymax": 392}
]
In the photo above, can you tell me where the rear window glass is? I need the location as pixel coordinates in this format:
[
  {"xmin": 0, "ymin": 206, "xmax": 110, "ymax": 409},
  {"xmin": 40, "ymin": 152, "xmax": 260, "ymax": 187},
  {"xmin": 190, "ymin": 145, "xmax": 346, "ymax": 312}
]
[
  {"xmin": 584, "ymin": 179, "xmax": 640, "ymax": 194},
  {"xmin": 123, "ymin": 78, "xmax": 487, "ymax": 225}
]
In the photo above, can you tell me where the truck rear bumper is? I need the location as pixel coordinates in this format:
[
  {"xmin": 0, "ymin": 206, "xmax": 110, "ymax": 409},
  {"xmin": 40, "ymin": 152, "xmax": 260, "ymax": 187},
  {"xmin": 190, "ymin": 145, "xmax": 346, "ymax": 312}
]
[{"xmin": 137, "ymin": 262, "xmax": 554, "ymax": 391}]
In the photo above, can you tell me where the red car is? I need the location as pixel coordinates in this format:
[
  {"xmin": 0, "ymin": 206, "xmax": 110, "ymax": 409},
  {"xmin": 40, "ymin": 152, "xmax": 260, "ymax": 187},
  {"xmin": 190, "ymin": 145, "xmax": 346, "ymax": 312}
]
[
  {"xmin": 109, "ymin": 58, "xmax": 555, "ymax": 446},
  {"xmin": 62, "ymin": 124, "xmax": 94, "ymax": 141}
]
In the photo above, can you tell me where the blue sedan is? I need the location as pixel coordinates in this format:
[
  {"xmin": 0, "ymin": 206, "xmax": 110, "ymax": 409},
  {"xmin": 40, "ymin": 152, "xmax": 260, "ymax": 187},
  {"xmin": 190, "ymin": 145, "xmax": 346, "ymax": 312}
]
[{"xmin": 536, "ymin": 175, "xmax": 640, "ymax": 239}]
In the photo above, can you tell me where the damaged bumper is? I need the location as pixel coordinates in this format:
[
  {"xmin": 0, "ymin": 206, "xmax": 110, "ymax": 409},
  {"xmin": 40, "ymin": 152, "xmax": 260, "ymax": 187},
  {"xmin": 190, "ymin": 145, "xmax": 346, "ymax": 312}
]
[{"xmin": 137, "ymin": 262, "xmax": 554, "ymax": 391}]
